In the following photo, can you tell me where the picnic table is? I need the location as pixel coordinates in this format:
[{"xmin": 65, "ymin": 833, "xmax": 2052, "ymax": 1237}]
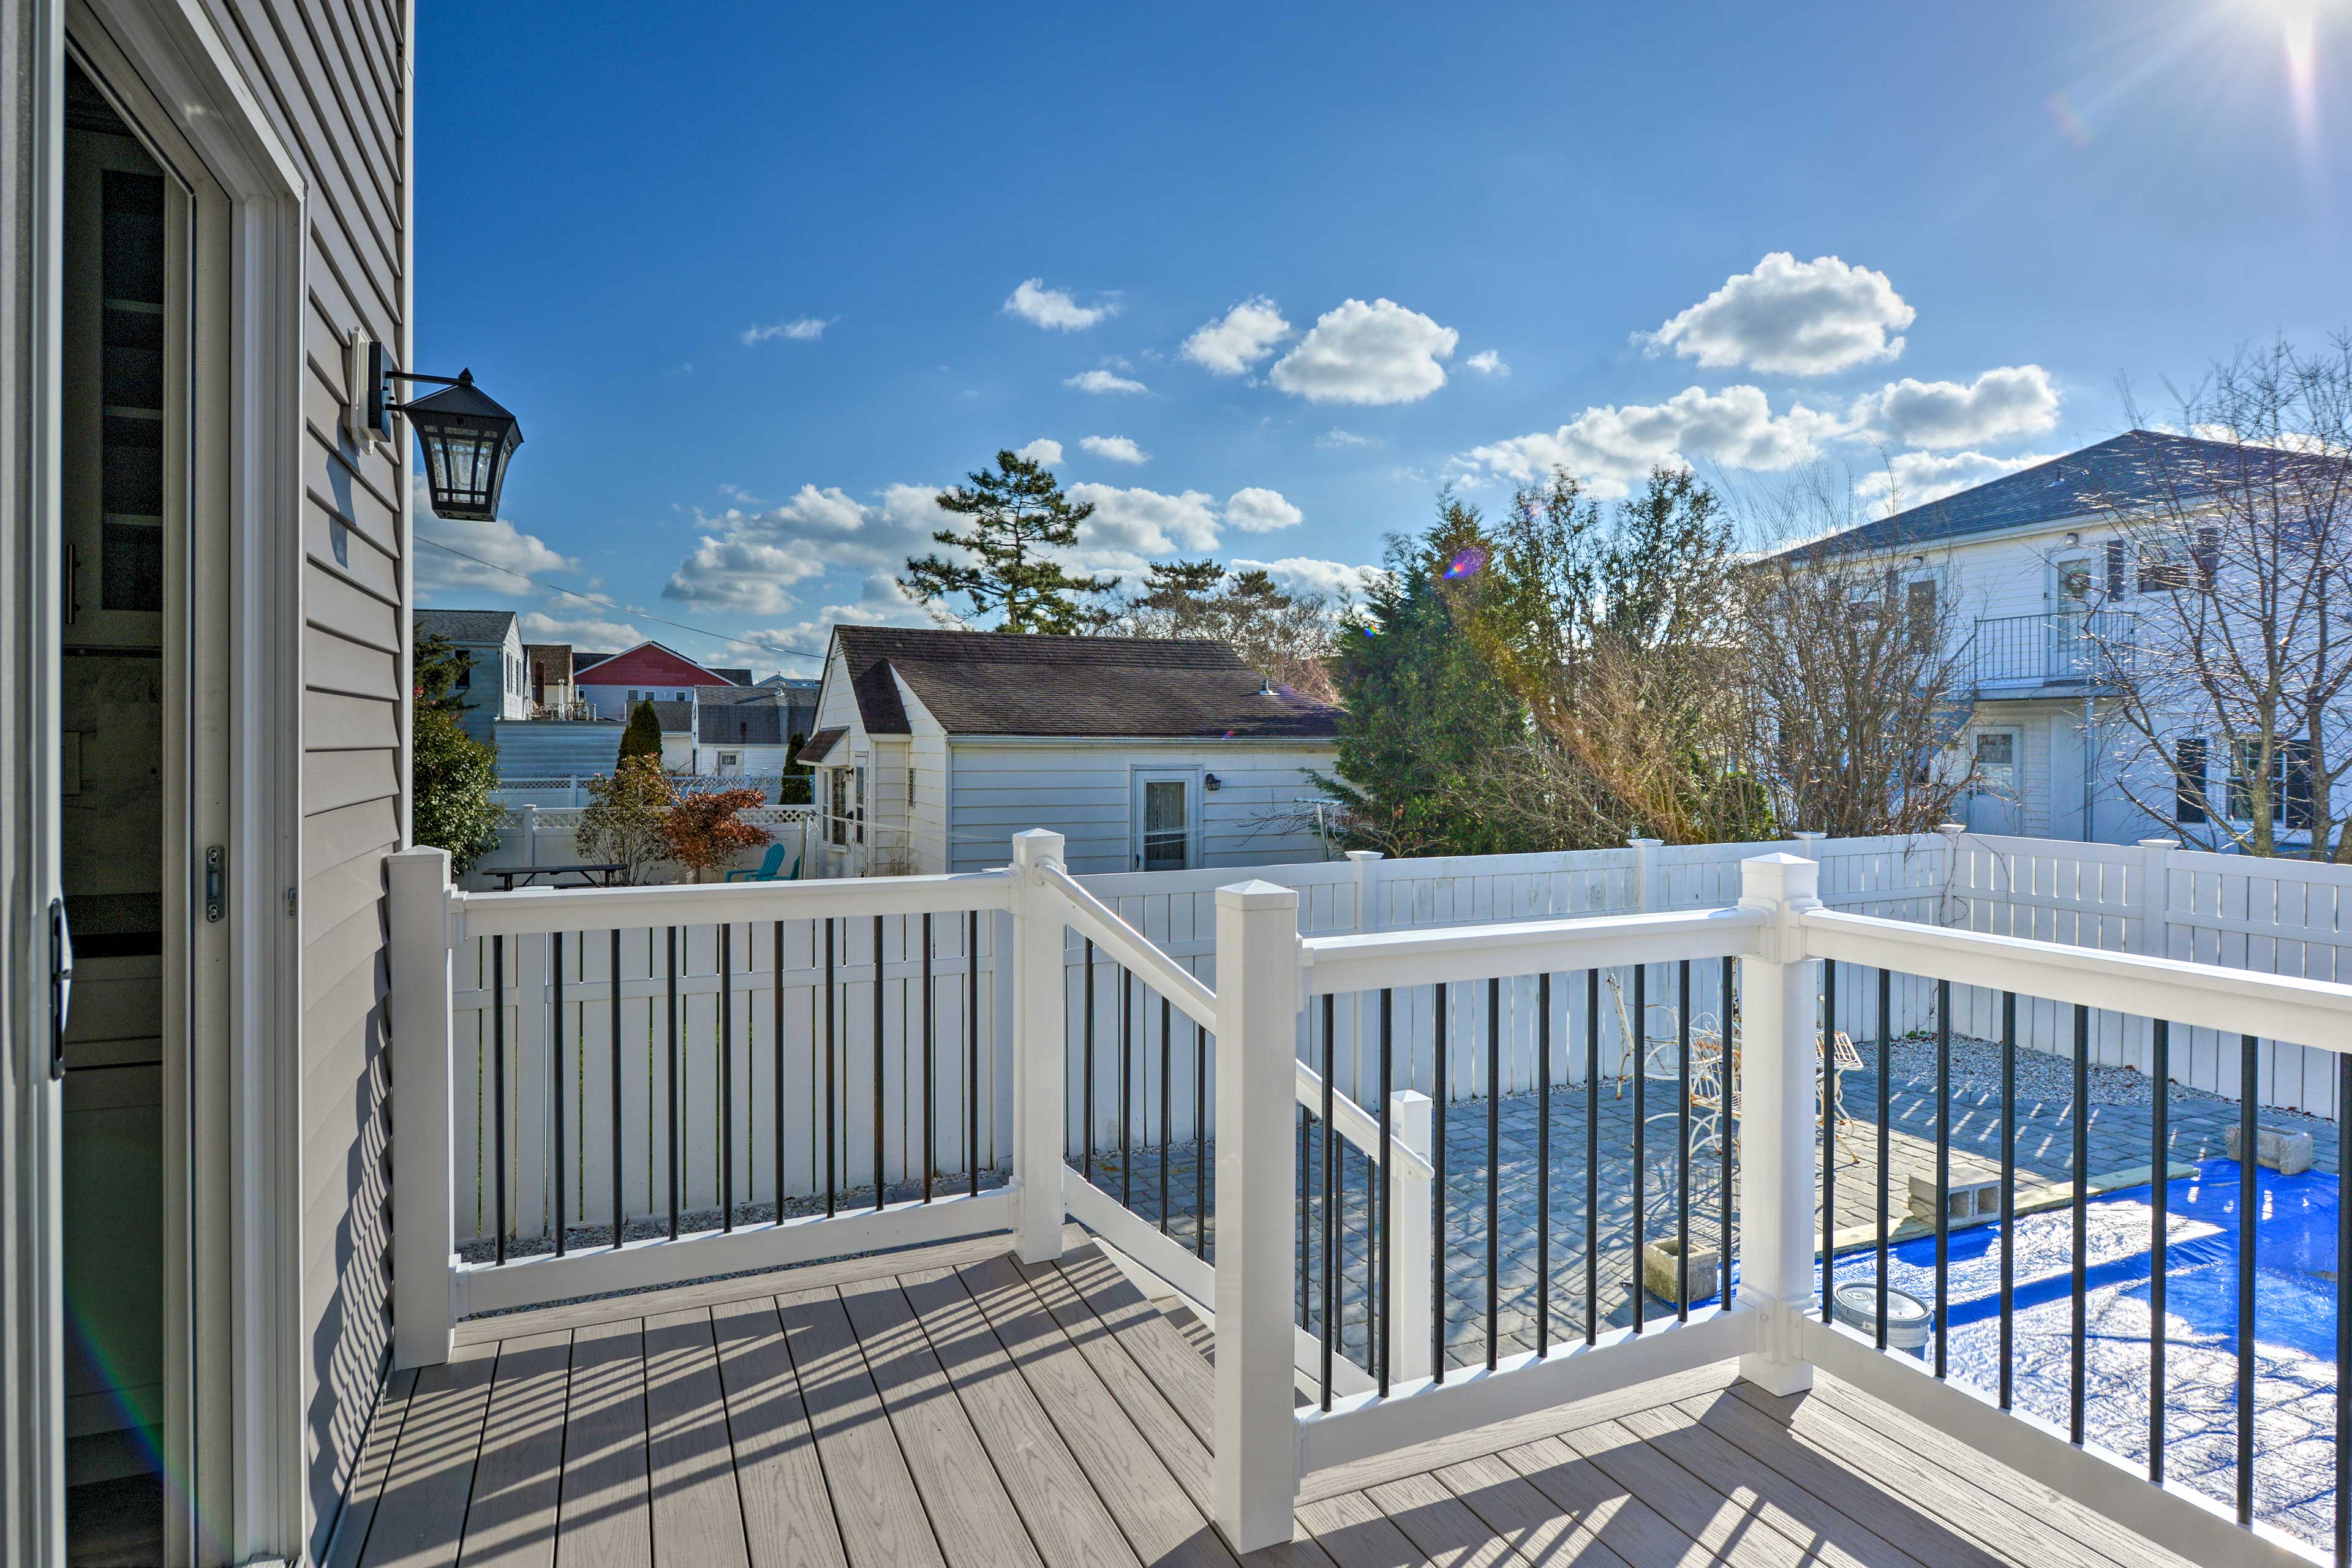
[{"xmin": 479, "ymin": 862, "xmax": 627, "ymax": 891}]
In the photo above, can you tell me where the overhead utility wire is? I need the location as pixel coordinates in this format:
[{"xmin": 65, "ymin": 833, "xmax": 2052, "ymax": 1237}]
[{"xmin": 415, "ymin": 535, "xmax": 826, "ymax": 663}]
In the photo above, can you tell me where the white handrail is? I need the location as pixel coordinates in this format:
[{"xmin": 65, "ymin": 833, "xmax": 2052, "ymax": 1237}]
[
  {"xmin": 458, "ymin": 866, "xmax": 1017, "ymax": 938},
  {"xmin": 1803, "ymin": 907, "xmax": 2352, "ymax": 1051},
  {"xmin": 1039, "ymin": 864, "xmax": 1219, "ymax": 1033},
  {"xmin": 1294, "ymin": 1060, "xmax": 1435, "ymax": 1183},
  {"xmin": 1300, "ymin": 905, "xmax": 1766, "ymax": 996}
]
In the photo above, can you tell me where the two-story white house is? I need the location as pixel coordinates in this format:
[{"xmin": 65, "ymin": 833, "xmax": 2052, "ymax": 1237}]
[
  {"xmin": 413, "ymin": 608, "xmax": 529, "ymax": 745},
  {"xmin": 801, "ymin": 626, "xmax": 1343, "ymax": 876},
  {"xmin": 1795, "ymin": 429, "xmax": 2345, "ymax": 850}
]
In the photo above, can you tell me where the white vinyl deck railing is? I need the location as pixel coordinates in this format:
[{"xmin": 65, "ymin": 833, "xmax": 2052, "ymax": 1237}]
[{"xmin": 388, "ymin": 831, "xmax": 2352, "ymax": 1567}]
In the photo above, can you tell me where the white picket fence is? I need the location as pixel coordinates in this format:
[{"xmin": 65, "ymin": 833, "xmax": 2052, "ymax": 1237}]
[{"xmin": 476, "ymin": 803, "xmax": 820, "ymax": 887}]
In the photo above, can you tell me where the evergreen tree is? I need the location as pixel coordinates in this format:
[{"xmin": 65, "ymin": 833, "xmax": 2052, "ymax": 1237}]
[
  {"xmin": 410, "ymin": 635, "xmax": 503, "ymax": 873},
  {"xmin": 898, "ymin": 450, "xmax": 1115, "ymax": 633},
  {"xmin": 1313, "ymin": 500, "xmax": 1537, "ymax": 857},
  {"xmin": 619, "ymin": 698, "xmax": 663, "ymax": 764}
]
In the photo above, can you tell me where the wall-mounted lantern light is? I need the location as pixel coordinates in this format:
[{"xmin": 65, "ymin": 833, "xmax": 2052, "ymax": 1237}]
[{"xmin": 346, "ymin": 331, "xmax": 524, "ymax": 521}]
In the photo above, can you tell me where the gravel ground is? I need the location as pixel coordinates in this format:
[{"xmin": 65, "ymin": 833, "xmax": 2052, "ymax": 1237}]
[{"xmin": 1874, "ymin": 1033, "xmax": 2201, "ymax": 1107}]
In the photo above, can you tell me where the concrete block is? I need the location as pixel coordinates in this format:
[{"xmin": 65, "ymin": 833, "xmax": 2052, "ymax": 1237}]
[
  {"xmin": 2226, "ymin": 1122, "xmax": 2315, "ymax": 1175},
  {"xmin": 1642, "ymin": 1237, "xmax": 1722, "ymax": 1306},
  {"xmin": 1907, "ymin": 1172, "xmax": 2001, "ymax": 1227}
]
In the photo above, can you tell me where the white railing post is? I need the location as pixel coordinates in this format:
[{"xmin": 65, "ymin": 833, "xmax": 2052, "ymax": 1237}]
[
  {"xmin": 522, "ymin": 802, "xmax": 539, "ymax": 867},
  {"xmin": 388, "ymin": 846, "xmax": 459, "ymax": 1370},
  {"xmin": 2136, "ymin": 837, "xmax": 2179, "ymax": 1077},
  {"xmin": 1735, "ymin": 852, "xmax": 1824, "ymax": 1396},
  {"xmin": 1388, "ymin": 1088, "xmax": 1434, "ymax": 1384},
  {"xmin": 1630, "ymin": 837, "xmax": 1662, "ymax": 912},
  {"xmin": 1212, "ymin": 879, "xmax": 1303, "ymax": 1553},
  {"xmin": 1347, "ymin": 849, "xmax": 1384, "ymax": 934},
  {"xmin": 1009, "ymin": 830, "xmax": 1069, "ymax": 1264}
]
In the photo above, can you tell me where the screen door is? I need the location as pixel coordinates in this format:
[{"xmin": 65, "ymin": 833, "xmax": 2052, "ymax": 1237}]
[{"xmin": 1134, "ymin": 774, "xmax": 1194, "ymax": 872}]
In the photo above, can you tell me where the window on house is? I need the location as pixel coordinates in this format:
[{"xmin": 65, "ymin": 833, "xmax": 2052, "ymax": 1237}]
[
  {"xmin": 2104, "ymin": 540, "xmax": 2127, "ymax": 599},
  {"xmin": 2138, "ymin": 545, "xmax": 2188, "ymax": 592},
  {"xmin": 675, "ymin": 690, "xmax": 687, "ymax": 701},
  {"xmin": 1972, "ymin": 732, "xmax": 2015, "ymax": 796},
  {"xmin": 2175, "ymin": 737, "xmax": 2208, "ymax": 826},
  {"xmin": 2226, "ymin": 737, "xmax": 2310, "ymax": 825},
  {"xmin": 456, "ymin": 658, "xmax": 471, "ymax": 690},
  {"xmin": 1904, "ymin": 578, "xmax": 1937, "ymax": 641},
  {"xmin": 829, "ymin": 769, "xmax": 848, "ymax": 846},
  {"xmin": 2287, "ymin": 740, "xmax": 2316, "ymax": 832},
  {"xmin": 853, "ymin": 766, "xmax": 866, "ymax": 844},
  {"xmin": 2192, "ymin": 526, "xmax": 2222, "ymax": 587}
]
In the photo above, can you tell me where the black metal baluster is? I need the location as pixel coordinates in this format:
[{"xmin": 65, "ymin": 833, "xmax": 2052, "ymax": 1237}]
[
  {"xmin": 1537, "ymin": 971, "xmax": 1551, "ymax": 1357},
  {"xmin": 1159, "ymin": 995, "xmax": 1172, "ymax": 1233},
  {"xmin": 1193, "ymin": 1009, "xmax": 1208, "ymax": 1259},
  {"xmin": 1676, "ymin": 960, "xmax": 1691, "ymax": 1325},
  {"xmin": 824, "ymin": 919, "xmax": 836, "ymax": 1218},
  {"xmin": 1322, "ymin": 992, "xmax": 1338, "ymax": 1409},
  {"xmin": 721, "ymin": 922, "xmax": 734, "ymax": 1232},
  {"xmin": 2238, "ymin": 1031, "xmax": 2258, "ymax": 1526},
  {"xmin": 2150, "ymin": 1016, "xmax": 2168, "ymax": 1480},
  {"xmin": 1298, "ymin": 1103, "xmax": 1311, "ymax": 1329},
  {"xmin": 1586, "ymin": 968, "xmax": 1600, "ymax": 1345},
  {"xmin": 1121, "ymin": 967, "xmax": 1134, "ymax": 1211},
  {"xmin": 1487, "ymin": 976, "xmax": 1501, "ymax": 1369},
  {"xmin": 1433, "ymin": 981, "xmax": 1449, "ymax": 1383},
  {"xmin": 1934, "ymin": 978, "xmax": 1950, "ymax": 1379},
  {"xmin": 2070, "ymin": 1003, "xmax": 2088, "ymax": 1442},
  {"xmin": 1879, "ymin": 967, "xmax": 1893, "ymax": 1351},
  {"xmin": 1633, "ymin": 964, "xmax": 1647, "ymax": 1334},
  {"xmin": 1820, "ymin": 958, "xmax": 1834, "ymax": 1322},
  {"xmin": 1378, "ymin": 987, "xmax": 1393, "ymax": 1395},
  {"xmin": 785, "ymin": 921, "xmax": 794, "ymax": 1213},
  {"xmin": 1082, "ymin": 938, "xmax": 1096, "ymax": 1185},
  {"xmin": 666, "ymin": 926, "xmax": 680, "ymax": 1240},
  {"xmin": 492, "ymin": 935, "xmax": 508, "ymax": 1265},
  {"xmin": 922, "ymin": 913, "xmax": 935, "ymax": 1203},
  {"xmin": 872, "ymin": 914, "xmax": 885, "ymax": 1212},
  {"xmin": 610, "ymin": 929, "xmax": 622, "ymax": 1250},
  {"xmin": 1999, "ymin": 990, "xmax": 2016, "ymax": 1401},
  {"xmin": 967, "ymin": 910, "xmax": 980, "ymax": 1199},
  {"xmin": 554, "ymin": 932, "xmax": 567, "ymax": 1257},
  {"xmin": 1720, "ymin": 956, "xmax": 1735, "ymax": 1309}
]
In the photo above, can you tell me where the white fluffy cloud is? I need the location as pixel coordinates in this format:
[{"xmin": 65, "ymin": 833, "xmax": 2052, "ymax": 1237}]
[
  {"xmin": 1068, "ymin": 483, "xmax": 1222, "ymax": 556},
  {"xmin": 1014, "ymin": 438, "xmax": 1065, "ymax": 465},
  {"xmin": 662, "ymin": 483, "xmax": 949, "ymax": 616},
  {"xmin": 1316, "ymin": 428, "xmax": 1376, "ymax": 450},
  {"xmin": 1004, "ymin": 278, "xmax": 1117, "ymax": 331},
  {"xmin": 1181, "ymin": 297, "xmax": 1292, "ymax": 375},
  {"xmin": 1458, "ymin": 385, "xmax": 1846, "ymax": 499},
  {"xmin": 1223, "ymin": 487, "xmax": 1303, "ymax": 533},
  {"xmin": 518, "ymin": 609, "xmax": 646, "ymax": 649},
  {"xmin": 742, "ymin": 317, "xmax": 830, "ymax": 344},
  {"xmin": 1848, "ymin": 365, "xmax": 2060, "ymax": 450},
  {"xmin": 1645, "ymin": 253, "xmax": 1913, "ymax": 375},
  {"xmin": 1853, "ymin": 450, "xmax": 2058, "ymax": 515},
  {"xmin": 1232, "ymin": 556, "xmax": 1382, "ymax": 601},
  {"xmin": 1465, "ymin": 350, "xmax": 1509, "ymax": 377},
  {"xmin": 1066, "ymin": 368, "xmax": 1148, "ymax": 395},
  {"xmin": 413, "ymin": 499, "xmax": 578, "ymax": 596},
  {"xmin": 1270, "ymin": 298, "xmax": 1458, "ymax": 405},
  {"xmin": 1080, "ymin": 435, "xmax": 1149, "ymax": 465}
]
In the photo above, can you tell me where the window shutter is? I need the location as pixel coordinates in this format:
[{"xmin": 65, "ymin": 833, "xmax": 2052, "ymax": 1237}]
[{"xmin": 2175, "ymin": 737, "xmax": 2207, "ymax": 826}]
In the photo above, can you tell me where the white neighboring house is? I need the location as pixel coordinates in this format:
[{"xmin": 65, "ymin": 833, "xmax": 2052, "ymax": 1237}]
[
  {"xmin": 414, "ymin": 608, "xmax": 529, "ymax": 744},
  {"xmin": 801, "ymin": 627, "xmax": 1343, "ymax": 876},
  {"xmin": 1794, "ymin": 429, "xmax": 2341, "ymax": 849}
]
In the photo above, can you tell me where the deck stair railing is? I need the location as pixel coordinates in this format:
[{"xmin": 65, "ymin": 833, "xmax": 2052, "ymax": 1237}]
[{"xmin": 388, "ymin": 833, "xmax": 2352, "ymax": 1568}]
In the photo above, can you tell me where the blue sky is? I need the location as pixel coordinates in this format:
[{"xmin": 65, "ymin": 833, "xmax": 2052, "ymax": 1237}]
[{"xmin": 414, "ymin": 1, "xmax": 2350, "ymax": 676}]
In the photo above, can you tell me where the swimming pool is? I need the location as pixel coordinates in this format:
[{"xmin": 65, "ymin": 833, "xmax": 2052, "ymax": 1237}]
[{"xmin": 1828, "ymin": 1158, "xmax": 2342, "ymax": 1548}]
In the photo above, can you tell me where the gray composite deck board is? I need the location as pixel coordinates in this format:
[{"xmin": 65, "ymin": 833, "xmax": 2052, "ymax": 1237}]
[
  {"xmin": 456, "ymin": 1330, "xmax": 571, "ymax": 1568},
  {"xmin": 326, "ymin": 1365, "xmax": 421, "ymax": 1568},
  {"xmin": 342, "ymin": 1233, "xmax": 2208, "ymax": 1568}
]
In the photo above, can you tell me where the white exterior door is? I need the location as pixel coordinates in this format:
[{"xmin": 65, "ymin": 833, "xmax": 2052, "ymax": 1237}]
[
  {"xmin": 1967, "ymin": 728, "xmax": 2025, "ymax": 835},
  {"xmin": 1131, "ymin": 772, "xmax": 1197, "ymax": 872}
]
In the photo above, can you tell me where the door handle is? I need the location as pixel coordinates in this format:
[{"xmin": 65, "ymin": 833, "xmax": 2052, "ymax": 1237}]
[{"xmin": 49, "ymin": 897, "xmax": 72, "ymax": 1079}]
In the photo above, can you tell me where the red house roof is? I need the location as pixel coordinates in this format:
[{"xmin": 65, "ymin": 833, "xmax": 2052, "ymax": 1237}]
[{"xmin": 570, "ymin": 641, "xmax": 738, "ymax": 689}]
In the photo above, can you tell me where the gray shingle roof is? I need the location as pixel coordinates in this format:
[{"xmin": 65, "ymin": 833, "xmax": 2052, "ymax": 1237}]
[
  {"xmin": 698, "ymin": 704, "xmax": 786, "ymax": 745},
  {"xmin": 1792, "ymin": 429, "xmax": 2338, "ymax": 557},
  {"xmin": 648, "ymin": 700, "xmax": 693, "ymax": 733},
  {"xmin": 831, "ymin": 627, "xmax": 1341, "ymax": 741},
  {"xmin": 415, "ymin": 608, "xmax": 518, "ymax": 644}
]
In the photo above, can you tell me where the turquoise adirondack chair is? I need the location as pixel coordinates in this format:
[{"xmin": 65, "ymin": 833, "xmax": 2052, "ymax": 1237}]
[{"xmin": 725, "ymin": 843, "xmax": 797, "ymax": 882}]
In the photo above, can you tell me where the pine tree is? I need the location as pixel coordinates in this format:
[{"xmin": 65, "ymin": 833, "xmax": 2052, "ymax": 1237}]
[
  {"xmin": 410, "ymin": 635, "xmax": 504, "ymax": 873},
  {"xmin": 619, "ymin": 698, "xmax": 663, "ymax": 764},
  {"xmin": 898, "ymin": 450, "xmax": 1115, "ymax": 633}
]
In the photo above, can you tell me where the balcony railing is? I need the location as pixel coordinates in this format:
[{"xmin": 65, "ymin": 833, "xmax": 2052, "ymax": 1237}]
[
  {"xmin": 383, "ymin": 831, "xmax": 2352, "ymax": 1567},
  {"xmin": 1972, "ymin": 610, "xmax": 2135, "ymax": 690}
]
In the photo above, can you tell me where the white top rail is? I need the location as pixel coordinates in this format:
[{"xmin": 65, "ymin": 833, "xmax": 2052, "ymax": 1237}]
[
  {"xmin": 1803, "ymin": 907, "xmax": 2352, "ymax": 1052},
  {"xmin": 457, "ymin": 867, "xmax": 1017, "ymax": 939},
  {"xmin": 1293, "ymin": 1060, "xmax": 1434, "ymax": 1183},
  {"xmin": 1300, "ymin": 905, "xmax": 1767, "ymax": 996},
  {"xmin": 1039, "ymin": 864, "xmax": 1220, "ymax": 1033}
]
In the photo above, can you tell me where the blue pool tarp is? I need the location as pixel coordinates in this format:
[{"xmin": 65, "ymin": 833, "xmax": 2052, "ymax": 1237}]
[{"xmin": 1824, "ymin": 1159, "xmax": 2342, "ymax": 1547}]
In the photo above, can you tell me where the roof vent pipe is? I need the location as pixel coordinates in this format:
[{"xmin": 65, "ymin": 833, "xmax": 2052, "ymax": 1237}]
[{"xmin": 1257, "ymin": 673, "xmax": 1277, "ymax": 696}]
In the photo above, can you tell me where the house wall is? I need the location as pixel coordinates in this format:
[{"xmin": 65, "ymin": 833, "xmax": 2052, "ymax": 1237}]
[
  {"xmin": 181, "ymin": 0, "xmax": 412, "ymax": 1552},
  {"xmin": 941, "ymin": 740, "xmax": 1338, "ymax": 875}
]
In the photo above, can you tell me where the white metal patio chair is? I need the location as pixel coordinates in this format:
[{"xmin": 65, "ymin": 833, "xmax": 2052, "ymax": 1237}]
[{"xmin": 1605, "ymin": 970, "xmax": 1729, "ymax": 1157}]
